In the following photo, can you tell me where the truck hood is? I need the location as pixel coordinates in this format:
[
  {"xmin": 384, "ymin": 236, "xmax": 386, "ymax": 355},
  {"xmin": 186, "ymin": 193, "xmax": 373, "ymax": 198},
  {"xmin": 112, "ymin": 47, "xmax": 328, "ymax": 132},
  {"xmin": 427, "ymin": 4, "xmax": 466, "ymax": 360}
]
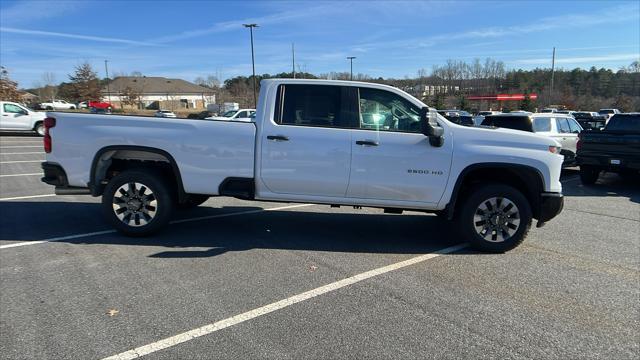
[
  {"xmin": 31, "ymin": 111, "xmax": 47, "ymax": 120},
  {"xmin": 454, "ymin": 124, "xmax": 562, "ymax": 148}
]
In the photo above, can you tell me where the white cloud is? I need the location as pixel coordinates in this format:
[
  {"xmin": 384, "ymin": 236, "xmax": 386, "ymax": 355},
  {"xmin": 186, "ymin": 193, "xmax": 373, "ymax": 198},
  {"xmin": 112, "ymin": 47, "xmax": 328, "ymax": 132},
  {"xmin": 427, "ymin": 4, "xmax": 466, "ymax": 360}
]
[
  {"xmin": 515, "ymin": 54, "xmax": 640, "ymax": 65},
  {"xmin": 0, "ymin": 27, "xmax": 157, "ymax": 46},
  {"xmin": 0, "ymin": 0, "xmax": 84, "ymax": 26}
]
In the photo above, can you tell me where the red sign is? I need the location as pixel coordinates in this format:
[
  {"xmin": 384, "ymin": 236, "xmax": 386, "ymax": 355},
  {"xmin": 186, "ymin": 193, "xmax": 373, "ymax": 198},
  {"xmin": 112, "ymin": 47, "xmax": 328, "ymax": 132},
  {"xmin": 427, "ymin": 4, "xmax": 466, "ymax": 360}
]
[{"xmin": 467, "ymin": 93, "xmax": 538, "ymax": 101}]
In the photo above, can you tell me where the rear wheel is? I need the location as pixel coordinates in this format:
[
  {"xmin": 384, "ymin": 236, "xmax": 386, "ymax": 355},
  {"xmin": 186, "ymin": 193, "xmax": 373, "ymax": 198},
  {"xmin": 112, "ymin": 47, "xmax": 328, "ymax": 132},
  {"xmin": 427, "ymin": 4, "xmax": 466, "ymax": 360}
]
[
  {"xmin": 102, "ymin": 170, "xmax": 174, "ymax": 236},
  {"xmin": 579, "ymin": 166, "xmax": 600, "ymax": 185},
  {"xmin": 34, "ymin": 122, "xmax": 45, "ymax": 136},
  {"xmin": 457, "ymin": 184, "xmax": 532, "ymax": 253}
]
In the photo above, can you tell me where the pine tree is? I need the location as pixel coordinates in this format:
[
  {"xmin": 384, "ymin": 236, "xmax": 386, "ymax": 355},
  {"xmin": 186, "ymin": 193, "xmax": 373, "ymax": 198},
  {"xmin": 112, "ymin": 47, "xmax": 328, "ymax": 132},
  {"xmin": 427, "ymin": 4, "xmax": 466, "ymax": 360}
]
[{"xmin": 68, "ymin": 62, "xmax": 102, "ymax": 102}]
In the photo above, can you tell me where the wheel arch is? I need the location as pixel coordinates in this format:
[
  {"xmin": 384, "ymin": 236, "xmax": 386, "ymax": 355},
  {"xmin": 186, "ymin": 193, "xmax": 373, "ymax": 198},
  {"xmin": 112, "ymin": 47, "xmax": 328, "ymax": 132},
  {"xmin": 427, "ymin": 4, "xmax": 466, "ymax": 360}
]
[
  {"xmin": 445, "ymin": 163, "xmax": 545, "ymax": 221},
  {"xmin": 90, "ymin": 145, "xmax": 186, "ymax": 202}
]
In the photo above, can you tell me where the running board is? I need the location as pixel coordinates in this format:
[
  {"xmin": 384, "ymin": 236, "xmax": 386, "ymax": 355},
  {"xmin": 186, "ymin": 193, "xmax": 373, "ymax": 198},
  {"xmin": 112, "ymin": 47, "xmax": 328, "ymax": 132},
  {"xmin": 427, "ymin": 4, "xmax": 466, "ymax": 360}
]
[{"xmin": 55, "ymin": 186, "xmax": 91, "ymax": 195}]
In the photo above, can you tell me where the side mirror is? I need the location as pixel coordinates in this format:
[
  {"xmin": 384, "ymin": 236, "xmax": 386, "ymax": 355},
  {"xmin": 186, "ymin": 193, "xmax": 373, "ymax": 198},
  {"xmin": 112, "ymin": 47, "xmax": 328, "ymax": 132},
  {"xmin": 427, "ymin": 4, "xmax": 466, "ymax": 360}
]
[{"xmin": 420, "ymin": 107, "xmax": 444, "ymax": 147}]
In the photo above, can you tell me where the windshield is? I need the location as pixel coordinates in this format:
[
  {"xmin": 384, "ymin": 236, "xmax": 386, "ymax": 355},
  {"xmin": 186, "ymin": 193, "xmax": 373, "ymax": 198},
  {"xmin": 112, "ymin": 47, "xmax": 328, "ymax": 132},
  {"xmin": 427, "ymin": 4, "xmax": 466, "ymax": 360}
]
[
  {"xmin": 222, "ymin": 110, "xmax": 238, "ymax": 117},
  {"xmin": 599, "ymin": 109, "xmax": 615, "ymax": 114},
  {"xmin": 482, "ymin": 115, "xmax": 533, "ymax": 132}
]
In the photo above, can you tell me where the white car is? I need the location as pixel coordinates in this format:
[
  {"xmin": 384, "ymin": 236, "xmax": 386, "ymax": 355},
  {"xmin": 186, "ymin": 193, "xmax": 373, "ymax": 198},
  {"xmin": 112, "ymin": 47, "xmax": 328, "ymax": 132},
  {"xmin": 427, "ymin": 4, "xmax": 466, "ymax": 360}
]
[
  {"xmin": 154, "ymin": 110, "xmax": 177, "ymax": 118},
  {"xmin": 40, "ymin": 100, "xmax": 76, "ymax": 110},
  {"xmin": 206, "ymin": 108, "xmax": 256, "ymax": 121},
  {"xmin": 598, "ymin": 108, "xmax": 621, "ymax": 122},
  {"xmin": 41, "ymin": 79, "xmax": 564, "ymax": 252},
  {"xmin": 0, "ymin": 101, "xmax": 47, "ymax": 135}
]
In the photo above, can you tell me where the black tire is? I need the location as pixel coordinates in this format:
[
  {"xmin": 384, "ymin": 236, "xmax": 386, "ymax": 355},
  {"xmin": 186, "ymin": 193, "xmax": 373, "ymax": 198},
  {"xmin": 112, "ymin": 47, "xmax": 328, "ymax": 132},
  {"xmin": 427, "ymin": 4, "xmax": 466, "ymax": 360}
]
[
  {"xmin": 457, "ymin": 184, "xmax": 532, "ymax": 253},
  {"xmin": 46, "ymin": 106, "xmax": 53, "ymax": 110},
  {"xmin": 69, "ymin": 106, "xmax": 76, "ymax": 110},
  {"xmin": 178, "ymin": 194, "xmax": 210, "ymax": 209},
  {"xmin": 102, "ymin": 170, "xmax": 174, "ymax": 236},
  {"xmin": 579, "ymin": 166, "xmax": 600, "ymax": 185},
  {"xmin": 34, "ymin": 122, "xmax": 45, "ymax": 136}
]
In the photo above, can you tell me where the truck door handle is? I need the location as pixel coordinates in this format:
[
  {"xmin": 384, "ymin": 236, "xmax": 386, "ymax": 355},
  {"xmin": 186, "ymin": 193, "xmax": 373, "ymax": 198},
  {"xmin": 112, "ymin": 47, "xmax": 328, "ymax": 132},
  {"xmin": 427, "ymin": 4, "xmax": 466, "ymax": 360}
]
[
  {"xmin": 356, "ymin": 140, "xmax": 379, "ymax": 146},
  {"xmin": 267, "ymin": 135, "xmax": 289, "ymax": 141}
]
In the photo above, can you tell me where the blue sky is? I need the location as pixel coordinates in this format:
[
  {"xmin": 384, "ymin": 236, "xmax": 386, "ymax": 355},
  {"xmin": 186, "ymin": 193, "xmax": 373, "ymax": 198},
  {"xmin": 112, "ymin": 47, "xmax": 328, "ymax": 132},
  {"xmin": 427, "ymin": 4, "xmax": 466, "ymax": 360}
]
[{"xmin": 1, "ymin": 0, "xmax": 639, "ymax": 88}]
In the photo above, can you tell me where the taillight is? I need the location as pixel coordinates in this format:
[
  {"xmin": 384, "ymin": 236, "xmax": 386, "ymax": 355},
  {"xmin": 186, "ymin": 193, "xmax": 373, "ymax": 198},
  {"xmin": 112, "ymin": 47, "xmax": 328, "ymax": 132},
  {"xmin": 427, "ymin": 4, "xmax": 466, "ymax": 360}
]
[
  {"xmin": 576, "ymin": 132, "xmax": 583, "ymax": 151},
  {"xmin": 43, "ymin": 117, "xmax": 56, "ymax": 153}
]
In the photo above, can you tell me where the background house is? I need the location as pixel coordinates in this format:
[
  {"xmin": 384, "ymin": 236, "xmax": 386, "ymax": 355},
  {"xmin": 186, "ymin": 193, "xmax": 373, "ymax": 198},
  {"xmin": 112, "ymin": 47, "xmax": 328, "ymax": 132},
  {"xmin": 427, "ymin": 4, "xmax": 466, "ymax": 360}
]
[{"xmin": 102, "ymin": 76, "xmax": 216, "ymax": 110}]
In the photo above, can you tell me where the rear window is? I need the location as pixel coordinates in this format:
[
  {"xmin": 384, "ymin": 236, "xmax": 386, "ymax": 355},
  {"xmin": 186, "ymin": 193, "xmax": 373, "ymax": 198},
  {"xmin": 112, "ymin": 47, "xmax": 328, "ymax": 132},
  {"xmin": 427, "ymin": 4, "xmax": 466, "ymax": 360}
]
[
  {"xmin": 605, "ymin": 115, "xmax": 640, "ymax": 131},
  {"xmin": 481, "ymin": 115, "xmax": 533, "ymax": 132},
  {"xmin": 599, "ymin": 109, "xmax": 615, "ymax": 114},
  {"xmin": 532, "ymin": 117, "xmax": 551, "ymax": 132}
]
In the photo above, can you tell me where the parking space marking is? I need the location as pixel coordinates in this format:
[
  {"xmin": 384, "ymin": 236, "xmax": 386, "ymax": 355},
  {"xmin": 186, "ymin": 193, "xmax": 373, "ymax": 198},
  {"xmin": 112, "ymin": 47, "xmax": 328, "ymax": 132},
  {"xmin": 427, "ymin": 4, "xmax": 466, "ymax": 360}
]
[
  {"xmin": 0, "ymin": 160, "xmax": 43, "ymax": 164},
  {"xmin": 0, "ymin": 203, "xmax": 313, "ymax": 250},
  {"xmin": 102, "ymin": 243, "xmax": 467, "ymax": 360},
  {"xmin": 0, "ymin": 194, "xmax": 56, "ymax": 202},
  {"xmin": 0, "ymin": 173, "xmax": 41, "ymax": 177}
]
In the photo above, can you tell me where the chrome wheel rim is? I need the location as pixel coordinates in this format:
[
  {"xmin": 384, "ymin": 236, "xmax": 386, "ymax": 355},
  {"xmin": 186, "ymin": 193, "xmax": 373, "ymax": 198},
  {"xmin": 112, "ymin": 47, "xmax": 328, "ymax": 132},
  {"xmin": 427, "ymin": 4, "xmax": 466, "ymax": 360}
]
[
  {"xmin": 473, "ymin": 197, "xmax": 520, "ymax": 242},
  {"xmin": 112, "ymin": 182, "xmax": 157, "ymax": 227},
  {"xmin": 36, "ymin": 125, "xmax": 45, "ymax": 136}
]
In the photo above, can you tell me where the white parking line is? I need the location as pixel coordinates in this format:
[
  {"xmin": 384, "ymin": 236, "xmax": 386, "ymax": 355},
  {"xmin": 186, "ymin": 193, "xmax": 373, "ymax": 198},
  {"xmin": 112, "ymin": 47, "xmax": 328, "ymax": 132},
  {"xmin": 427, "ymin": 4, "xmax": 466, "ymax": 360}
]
[
  {"xmin": 0, "ymin": 152, "xmax": 44, "ymax": 155},
  {"xmin": 102, "ymin": 243, "xmax": 467, "ymax": 360},
  {"xmin": 0, "ymin": 173, "xmax": 41, "ymax": 177},
  {"xmin": 0, "ymin": 146, "xmax": 42, "ymax": 148},
  {"xmin": 0, "ymin": 203, "xmax": 313, "ymax": 250},
  {"xmin": 0, "ymin": 160, "xmax": 43, "ymax": 164},
  {"xmin": 0, "ymin": 194, "xmax": 55, "ymax": 201}
]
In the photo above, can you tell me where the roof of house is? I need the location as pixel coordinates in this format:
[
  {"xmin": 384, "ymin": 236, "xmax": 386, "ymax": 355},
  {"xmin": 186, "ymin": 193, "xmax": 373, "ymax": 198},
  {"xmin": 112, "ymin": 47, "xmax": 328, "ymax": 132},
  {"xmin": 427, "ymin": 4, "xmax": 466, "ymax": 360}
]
[{"xmin": 104, "ymin": 76, "xmax": 214, "ymax": 94}]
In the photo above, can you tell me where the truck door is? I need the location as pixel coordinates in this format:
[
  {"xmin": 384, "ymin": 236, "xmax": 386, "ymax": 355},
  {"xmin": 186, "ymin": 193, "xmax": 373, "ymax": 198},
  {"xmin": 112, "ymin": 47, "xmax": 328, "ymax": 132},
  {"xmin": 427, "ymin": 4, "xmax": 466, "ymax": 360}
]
[
  {"xmin": 347, "ymin": 87, "xmax": 452, "ymax": 204},
  {"xmin": 259, "ymin": 84, "xmax": 355, "ymax": 197},
  {"xmin": 0, "ymin": 103, "xmax": 29, "ymax": 130}
]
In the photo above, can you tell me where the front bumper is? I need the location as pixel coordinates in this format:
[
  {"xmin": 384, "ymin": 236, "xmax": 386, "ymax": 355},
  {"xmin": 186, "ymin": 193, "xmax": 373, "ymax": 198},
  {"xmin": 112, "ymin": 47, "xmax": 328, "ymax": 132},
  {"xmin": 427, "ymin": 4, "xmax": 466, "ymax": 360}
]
[{"xmin": 537, "ymin": 192, "xmax": 564, "ymax": 224}]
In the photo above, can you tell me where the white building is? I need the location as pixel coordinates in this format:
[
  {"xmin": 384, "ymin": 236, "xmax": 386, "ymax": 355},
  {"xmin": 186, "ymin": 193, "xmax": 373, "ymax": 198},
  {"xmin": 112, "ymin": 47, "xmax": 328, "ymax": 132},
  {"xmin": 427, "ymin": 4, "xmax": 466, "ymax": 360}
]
[{"xmin": 102, "ymin": 76, "xmax": 216, "ymax": 110}]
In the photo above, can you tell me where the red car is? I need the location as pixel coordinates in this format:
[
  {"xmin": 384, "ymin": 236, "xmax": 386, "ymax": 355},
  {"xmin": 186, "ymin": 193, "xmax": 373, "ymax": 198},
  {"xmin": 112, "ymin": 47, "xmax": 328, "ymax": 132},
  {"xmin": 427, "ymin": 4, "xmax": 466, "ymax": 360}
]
[{"xmin": 88, "ymin": 101, "xmax": 113, "ymax": 110}]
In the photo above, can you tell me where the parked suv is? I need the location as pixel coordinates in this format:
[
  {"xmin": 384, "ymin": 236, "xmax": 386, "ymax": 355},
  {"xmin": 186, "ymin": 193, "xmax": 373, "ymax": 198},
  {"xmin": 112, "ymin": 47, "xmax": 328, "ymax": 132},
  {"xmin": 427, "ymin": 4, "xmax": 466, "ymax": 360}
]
[{"xmin": 481, "ymin": 113, "xmax": 582, "ymax": 165}]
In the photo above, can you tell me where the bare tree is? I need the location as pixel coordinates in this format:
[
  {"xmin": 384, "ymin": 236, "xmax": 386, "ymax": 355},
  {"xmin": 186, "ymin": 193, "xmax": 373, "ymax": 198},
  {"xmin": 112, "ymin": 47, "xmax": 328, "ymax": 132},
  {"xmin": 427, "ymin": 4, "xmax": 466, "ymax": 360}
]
[{"xmin": 42, "ymin": 72, "xmax": 58, "ymax": 102}]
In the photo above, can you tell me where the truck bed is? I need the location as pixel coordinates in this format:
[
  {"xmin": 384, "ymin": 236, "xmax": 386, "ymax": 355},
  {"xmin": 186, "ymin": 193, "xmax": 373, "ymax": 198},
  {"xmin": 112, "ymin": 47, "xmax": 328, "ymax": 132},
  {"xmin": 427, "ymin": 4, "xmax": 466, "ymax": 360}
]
[
  {"xmin": 577, "ymin": 130, "xmax": 640, "ymax": 170},
  {"xmin": 46, "ymin": 113, "xmax": 256, "ymax": 194}
]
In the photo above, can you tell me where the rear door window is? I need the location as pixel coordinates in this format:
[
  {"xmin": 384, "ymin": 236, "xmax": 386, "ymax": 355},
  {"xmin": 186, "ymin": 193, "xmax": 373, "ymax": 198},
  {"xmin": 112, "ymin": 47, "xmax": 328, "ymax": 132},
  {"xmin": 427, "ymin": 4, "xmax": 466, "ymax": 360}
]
[
  {"xmin": 532, "ymin": 117, "xmax": 551, "ymax": 132},
  {"xmin": 275, "ymin": 84, "xmax": 352, "ymax": 128}
]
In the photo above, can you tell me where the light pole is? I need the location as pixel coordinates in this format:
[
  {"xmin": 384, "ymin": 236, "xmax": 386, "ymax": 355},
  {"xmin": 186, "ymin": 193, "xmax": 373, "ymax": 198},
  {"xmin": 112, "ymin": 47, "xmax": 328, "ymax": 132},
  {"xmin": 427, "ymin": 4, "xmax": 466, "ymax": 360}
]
[
  {"xmin": 243, "ymin": 23, "xmax": 258, "ymax": 108},
  {"xmin": 104, "ymin": 60, "xmax": 111, "ymax": 104},
  {"xmin": 347, "ymin": 56, "xmax": 356, "ymax": 80}
]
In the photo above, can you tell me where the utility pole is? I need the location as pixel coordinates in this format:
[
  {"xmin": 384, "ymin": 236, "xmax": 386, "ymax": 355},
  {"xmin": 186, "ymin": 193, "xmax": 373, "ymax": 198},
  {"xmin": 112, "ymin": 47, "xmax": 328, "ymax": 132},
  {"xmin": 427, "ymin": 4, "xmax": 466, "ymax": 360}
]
[
  {"xmin": 549, "ymin": 47, "xmax": 555, "ymax": 105},
  {"xmin": 104, "ymin": 60, "xmax": 111, "ymax": 104},
  {"xmin": 292, "ymin": 43, "xmax": 296, "ymax": 79},
  {"xmin": 243, "ymin": 23, "xmax": 258, "ymax": 108},
  {"xmin": 347, "ymin": 56, "xmax": 356, "ymax": 80}
]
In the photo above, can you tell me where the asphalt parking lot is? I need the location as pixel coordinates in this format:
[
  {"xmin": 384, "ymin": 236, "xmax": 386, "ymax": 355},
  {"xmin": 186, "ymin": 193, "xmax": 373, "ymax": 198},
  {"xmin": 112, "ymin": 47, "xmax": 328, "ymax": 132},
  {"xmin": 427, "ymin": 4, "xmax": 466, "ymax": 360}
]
[{"xmin": 0, "ymin": 133, "xmax": 638, "ymax": 360}]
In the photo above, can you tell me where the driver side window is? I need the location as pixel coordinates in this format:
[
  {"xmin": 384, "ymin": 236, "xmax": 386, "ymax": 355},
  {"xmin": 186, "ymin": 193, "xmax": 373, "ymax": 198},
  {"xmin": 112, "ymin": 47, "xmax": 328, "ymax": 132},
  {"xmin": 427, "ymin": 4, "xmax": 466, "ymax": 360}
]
[
  {"xmin": 3, "ymin": 104, "xmax": 25, "ymax": 114},
  {"xmin": 358, "ymin": 88, "xmax": 421, "ymax": 133}
]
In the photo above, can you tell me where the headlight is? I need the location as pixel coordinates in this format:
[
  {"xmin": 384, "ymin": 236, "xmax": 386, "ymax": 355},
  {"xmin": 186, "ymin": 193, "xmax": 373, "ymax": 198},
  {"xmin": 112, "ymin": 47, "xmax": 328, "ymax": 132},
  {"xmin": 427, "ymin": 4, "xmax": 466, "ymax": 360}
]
[{"xmin": 548, "ymin": 145, "xmax": 561, "ymax": 154}]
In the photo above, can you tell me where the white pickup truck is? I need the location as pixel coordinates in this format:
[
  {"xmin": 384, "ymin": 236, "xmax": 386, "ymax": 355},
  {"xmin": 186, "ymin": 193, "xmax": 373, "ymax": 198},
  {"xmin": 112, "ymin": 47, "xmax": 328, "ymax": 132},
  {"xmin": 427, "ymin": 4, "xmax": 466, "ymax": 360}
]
[
  {"xmin": 0, "ymin": 101, "xmax": 47, "ymax": 135},
  {"xmin": 206, "ymin": 108, "xmax": 256, "ymax": 121},
  {"xmin": 41, "ymin": 79, "xmax": 564, "ymax": 252}
]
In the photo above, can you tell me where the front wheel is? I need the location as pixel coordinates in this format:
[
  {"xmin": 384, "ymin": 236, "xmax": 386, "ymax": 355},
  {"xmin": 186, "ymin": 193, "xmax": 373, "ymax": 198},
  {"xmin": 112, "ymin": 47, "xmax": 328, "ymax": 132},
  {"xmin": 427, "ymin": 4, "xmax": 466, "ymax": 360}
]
[
  {"xmin": 102, "ymin": 170, "xmax": 174, "ymax": 236},
  {"xmin": 457, "ymin": 184, "xmax": 532, "ymax": 253}
]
